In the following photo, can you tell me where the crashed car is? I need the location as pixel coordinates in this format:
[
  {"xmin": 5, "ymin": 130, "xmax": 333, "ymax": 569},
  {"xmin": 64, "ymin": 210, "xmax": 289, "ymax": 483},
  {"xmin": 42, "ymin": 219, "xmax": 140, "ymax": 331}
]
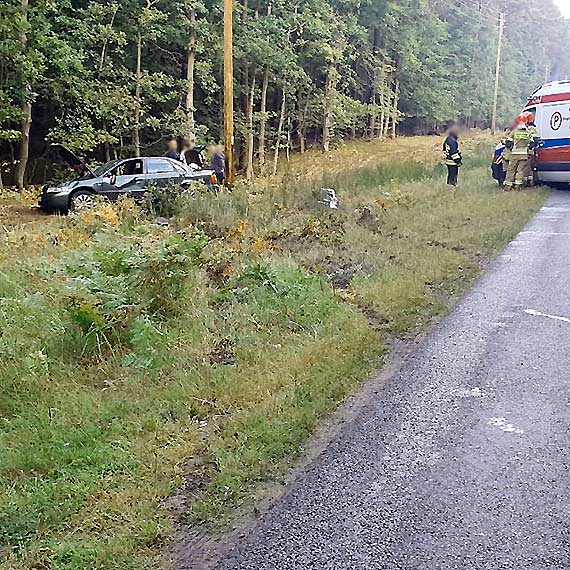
[{"xmin": 39, "ymin": 144, "xmax": 219, "ymax": 212}]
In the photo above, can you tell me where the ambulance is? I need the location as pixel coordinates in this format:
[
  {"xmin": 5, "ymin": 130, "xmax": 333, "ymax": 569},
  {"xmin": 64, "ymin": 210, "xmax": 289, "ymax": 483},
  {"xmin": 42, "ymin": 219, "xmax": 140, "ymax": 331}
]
[{"xmin": 524, "ymin": 81, "xmax": 570, "ymax": 185}]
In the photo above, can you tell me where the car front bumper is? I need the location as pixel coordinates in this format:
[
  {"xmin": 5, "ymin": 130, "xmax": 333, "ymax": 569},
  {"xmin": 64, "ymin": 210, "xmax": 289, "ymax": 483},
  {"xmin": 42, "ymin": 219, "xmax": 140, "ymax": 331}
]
[{"xmin": 38, "ymin": 190, "xmax": 70, "ymax": 212}]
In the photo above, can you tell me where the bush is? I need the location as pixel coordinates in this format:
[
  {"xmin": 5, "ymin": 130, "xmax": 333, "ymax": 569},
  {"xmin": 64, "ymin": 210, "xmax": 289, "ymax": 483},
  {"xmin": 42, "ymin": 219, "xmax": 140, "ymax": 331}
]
[
  {"xmin": 142, "ymin": 181, "xmax": 206, "ymax": 219},
  {"xmin": 57, "ymin": 227, "xmax": 210, "ymax": 358}
]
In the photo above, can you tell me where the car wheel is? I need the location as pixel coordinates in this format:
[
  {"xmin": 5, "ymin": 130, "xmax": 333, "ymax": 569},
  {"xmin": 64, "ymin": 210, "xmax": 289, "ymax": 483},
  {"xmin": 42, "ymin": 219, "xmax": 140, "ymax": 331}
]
[{"xmin": 70, "ymin": 190, "xmax": 95, "ymax": 212}]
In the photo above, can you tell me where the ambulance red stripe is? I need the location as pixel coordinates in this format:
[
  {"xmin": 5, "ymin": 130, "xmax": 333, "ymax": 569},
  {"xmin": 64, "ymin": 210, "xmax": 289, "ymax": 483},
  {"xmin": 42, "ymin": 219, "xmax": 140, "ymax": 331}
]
[
  {"xmin": 536, "ymin": 147, "xmax": 570, "ymax": 162},
  {"xmin": 526, "ymin": 92, "xmax": 570, "ymax": 106}
]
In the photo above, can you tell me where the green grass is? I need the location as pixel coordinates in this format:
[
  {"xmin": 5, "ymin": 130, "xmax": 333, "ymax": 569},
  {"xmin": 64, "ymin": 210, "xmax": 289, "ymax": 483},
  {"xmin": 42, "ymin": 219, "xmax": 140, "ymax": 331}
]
[{"xmin": 0, "ymin": 136, "xmax": 546, "ymax": 569}]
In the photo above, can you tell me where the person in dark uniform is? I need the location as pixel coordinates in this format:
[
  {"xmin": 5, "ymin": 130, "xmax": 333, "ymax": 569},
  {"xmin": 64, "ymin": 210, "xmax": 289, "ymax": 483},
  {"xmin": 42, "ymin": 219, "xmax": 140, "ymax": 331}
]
[
  {"xmin": 165, "ymin": 139, "xmax": 180, "ymax": 160},
  {"xmin": 180, "ymin": 138, "xmax": 205, "ymax": 169},
  {"xmin": 443, "ymin": 124, "xmax": 462, "ymax": 186},
  {"xmin": 209, "ymin": 144, "xmax": 226, "ymax": 185}
]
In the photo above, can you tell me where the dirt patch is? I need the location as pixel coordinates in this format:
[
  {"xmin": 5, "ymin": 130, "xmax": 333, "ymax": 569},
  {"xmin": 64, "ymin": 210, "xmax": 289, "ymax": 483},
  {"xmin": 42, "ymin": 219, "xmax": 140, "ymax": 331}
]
[{"xmin": 0, "ymin": 204, "xmax": 48, "ymax": 228}]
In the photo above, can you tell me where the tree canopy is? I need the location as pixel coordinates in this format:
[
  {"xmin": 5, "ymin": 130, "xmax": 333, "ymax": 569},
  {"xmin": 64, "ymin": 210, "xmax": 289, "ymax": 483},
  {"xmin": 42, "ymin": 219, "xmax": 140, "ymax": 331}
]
[{"xmin": 1, "ymin": 0, "xmax": 569, "ymax": 185}]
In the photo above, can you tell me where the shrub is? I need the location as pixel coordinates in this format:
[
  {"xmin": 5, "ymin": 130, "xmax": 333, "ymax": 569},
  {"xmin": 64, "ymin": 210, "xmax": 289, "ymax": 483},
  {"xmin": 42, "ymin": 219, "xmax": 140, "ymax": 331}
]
[
  {"xmin": 57, "ymin": 227, "xmax": 210, "ymax": 358},
  {"xmin": 142, "ymin": 181, "xmax": 206, "ymax": 219}
]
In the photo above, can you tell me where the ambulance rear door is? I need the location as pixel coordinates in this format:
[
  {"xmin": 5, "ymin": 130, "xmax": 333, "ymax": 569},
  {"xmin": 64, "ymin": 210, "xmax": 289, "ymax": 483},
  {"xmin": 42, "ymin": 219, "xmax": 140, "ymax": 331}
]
[{"xmin": 536, "ymin": 101, "xmax": 570, "ymax": 142}]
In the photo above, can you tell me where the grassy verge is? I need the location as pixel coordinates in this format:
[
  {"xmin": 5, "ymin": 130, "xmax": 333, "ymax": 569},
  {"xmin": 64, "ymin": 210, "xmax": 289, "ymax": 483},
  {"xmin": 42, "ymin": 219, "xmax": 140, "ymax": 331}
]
[{"xmin": 0, "ymin": 135, "xmax": 546, "ymax": 569}]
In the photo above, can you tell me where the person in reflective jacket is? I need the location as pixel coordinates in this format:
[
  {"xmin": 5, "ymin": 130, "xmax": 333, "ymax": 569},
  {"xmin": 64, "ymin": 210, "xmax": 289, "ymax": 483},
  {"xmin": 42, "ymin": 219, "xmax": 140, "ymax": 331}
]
[
  {"xmin": 504, "ymin": 113, "xmax": 538, "ymax": 191},
  {"xmin": 443, "ymin": 124, "xmax": 462, "ymax": 186}
]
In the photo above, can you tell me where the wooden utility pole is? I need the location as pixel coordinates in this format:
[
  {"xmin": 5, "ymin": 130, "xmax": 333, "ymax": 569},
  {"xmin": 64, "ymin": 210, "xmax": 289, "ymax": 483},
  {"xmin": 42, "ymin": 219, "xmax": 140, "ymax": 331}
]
[
  {"xmin": 186, "ymin": 6, "xmax": 197, "ymax": 141},
  {"xmin": 491, "ymin": 12, "xmax": 505, "ymax": 133},
  {"xmin": 133, "ymin": 29, "xmax": 142, "ymax": 157},
  {"xmin": 223, "ymin": 0, "xmax": 235, "ymax": 187}
]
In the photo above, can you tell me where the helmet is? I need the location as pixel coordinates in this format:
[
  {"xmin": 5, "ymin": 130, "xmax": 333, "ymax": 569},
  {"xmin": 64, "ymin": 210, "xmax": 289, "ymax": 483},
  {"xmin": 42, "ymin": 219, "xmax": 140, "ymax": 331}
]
[
  {"xmin": 523, "ymin": 111, "xmax": 535, "ymax": 124},
  {"xmin": 515, "ymin": 114, "xmax": 527, "ymax": 124}
]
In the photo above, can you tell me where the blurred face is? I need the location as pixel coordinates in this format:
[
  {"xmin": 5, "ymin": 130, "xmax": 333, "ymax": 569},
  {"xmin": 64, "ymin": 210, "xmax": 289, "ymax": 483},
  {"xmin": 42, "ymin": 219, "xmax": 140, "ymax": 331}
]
[
  {"xmin": 167, "ymin": 139, "xmax": 178, "ymax": 151},
  {"xmin": 449, "ymin": 125, "xmax": 459, "ymax": 137}
]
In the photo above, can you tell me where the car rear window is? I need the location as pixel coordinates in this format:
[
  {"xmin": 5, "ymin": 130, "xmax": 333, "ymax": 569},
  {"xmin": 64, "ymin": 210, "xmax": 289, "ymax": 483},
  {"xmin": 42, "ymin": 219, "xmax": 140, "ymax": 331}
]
[{"xmin": 146, "ymin": 159, "xmax": 177, "ymax": 174}]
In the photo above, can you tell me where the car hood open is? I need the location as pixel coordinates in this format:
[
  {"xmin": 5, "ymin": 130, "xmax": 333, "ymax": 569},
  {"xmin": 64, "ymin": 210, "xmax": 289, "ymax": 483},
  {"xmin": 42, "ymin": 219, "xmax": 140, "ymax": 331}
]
[{"xmin": 49, "ymin": 143, "xmax": 96, "ymax": 178}]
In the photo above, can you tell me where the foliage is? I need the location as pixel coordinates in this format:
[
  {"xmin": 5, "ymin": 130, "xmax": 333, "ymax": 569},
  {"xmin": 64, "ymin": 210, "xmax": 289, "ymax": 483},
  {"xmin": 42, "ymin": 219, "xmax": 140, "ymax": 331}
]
[
  {"xmin": 1, "ymin": 0, "xmax": 569, "ymax": 184},
  {"xmin": 142, "ymin": 181, "xmax": 206, "ymax": 219}
]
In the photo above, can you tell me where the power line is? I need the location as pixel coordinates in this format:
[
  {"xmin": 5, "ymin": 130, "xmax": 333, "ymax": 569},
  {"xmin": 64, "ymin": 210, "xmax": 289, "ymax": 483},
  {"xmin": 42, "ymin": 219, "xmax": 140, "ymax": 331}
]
[
  {"xmin": 452, "ymin": 0, "xmax": 500, "ymax": 24},
  {"xmin": 455, "ymin": 0, "xmax": 502, "ymax": 18},
  {"xmin": 449, "ymin": 0, "xmax": 500, "ymax": 27}
]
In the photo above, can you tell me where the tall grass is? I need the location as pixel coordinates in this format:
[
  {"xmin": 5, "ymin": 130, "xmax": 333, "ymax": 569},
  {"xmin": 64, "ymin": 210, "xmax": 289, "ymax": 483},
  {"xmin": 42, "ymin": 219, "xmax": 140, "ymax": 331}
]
[
  {"xmin": 322, "ymin": 161, "xmax": 434, "ymax": 191},
  {"xmin": 0, "ymin": 136, "xmax": 546, "ymax": 570}
]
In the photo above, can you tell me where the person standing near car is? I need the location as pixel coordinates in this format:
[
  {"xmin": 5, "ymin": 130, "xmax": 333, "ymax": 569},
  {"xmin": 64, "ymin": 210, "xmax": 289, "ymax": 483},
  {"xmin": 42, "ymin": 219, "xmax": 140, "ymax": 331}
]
[
  {"xmin": 443, "ymin": 124, "xmax": 462, "ymax": 186},
  {"xmin": 209, "ymin": 144, "xmax": 226, "ymax": 185},
  {"xmin": 165, "ymin": 138, "xmax": 180, "ymax": 160},
  {"xmin": 180, "ymin": 138, "xmax": 205, "ymax": 169},
  {"xmin": 504, "ymin": 113, "xmax": 538, "ymax": 191}
]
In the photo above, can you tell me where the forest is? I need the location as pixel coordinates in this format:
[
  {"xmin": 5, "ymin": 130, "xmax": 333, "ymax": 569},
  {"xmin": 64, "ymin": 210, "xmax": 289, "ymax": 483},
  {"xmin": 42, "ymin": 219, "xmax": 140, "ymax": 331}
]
[{"xmin": 1, "ymin": 0, "xmax": 569, "ymax": 187}]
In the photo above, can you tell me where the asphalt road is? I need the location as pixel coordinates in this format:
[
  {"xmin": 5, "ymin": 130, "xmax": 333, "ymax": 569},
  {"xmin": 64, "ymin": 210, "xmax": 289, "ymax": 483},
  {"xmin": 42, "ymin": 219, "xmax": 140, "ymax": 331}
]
[{"xmin": 217, "ymin": 191, "xmax": 570, "ymax": 570}]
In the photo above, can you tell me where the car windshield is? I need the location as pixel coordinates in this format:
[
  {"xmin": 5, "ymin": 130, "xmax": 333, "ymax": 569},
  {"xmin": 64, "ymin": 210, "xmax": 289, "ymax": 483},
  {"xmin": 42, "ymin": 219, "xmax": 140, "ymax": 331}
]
[{"xmin": 92, "ymin": 160, "xmax": 121, "ymax": 177}]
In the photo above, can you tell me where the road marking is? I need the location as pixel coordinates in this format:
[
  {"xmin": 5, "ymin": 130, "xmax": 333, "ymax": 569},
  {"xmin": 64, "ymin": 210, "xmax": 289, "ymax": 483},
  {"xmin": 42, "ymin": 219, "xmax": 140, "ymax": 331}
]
[
  {"xmin": 524, "ymin": 308, "xmax": 570, "ymax": 324},
  {"xmin": 488, "ymin": 417, "xmax": 524, "ymax": 435},
  {"xmin": 520, "ymin": 231, "xmax": 570, "ymax": 236}
]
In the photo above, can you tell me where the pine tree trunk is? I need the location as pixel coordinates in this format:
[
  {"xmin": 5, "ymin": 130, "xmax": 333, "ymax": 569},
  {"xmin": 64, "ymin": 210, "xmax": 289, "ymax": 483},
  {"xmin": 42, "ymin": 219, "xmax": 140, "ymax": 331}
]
[
  {"xmin": 322, "ymin": 63, "xmax": 335, "ymax": 152},
  {"xmin": 15, "ymin": 0, "xmax": 31, "ymax": 190},
  {"xmin": 368, "ymin": 86, "xmax": 376, "ymax": 139},
  {"xmin": 273, "ymin": 90, "xmax": 286, "ymax": 176},
  {"xmin": 238, "ymin": 0, "xmax": 249, "ymax": 169},
  {"xmin": 390, "ymin": 78, "xmax": 399, "ymax": 139},
  {"xmin": 245, "ymin": 68, "xmax": 256, "ymax": 179},
  {"xmin": 383, "ymin": 91, "xmax": 391, "ymax": 138},
  {"xmin": 186, "ymin": 7, "xmax": 196, "ymax": 140},
  {"xmin": 258, "ymin": 66, "xmax": 269, "ymax": 169},
  {"xmin": 368, "ymin": 30, "xmax": 379, "ymax": 140},
  {"xmin": 298, "ymin": 93, "xmax": 308, "ymax": 153},
  {"xmin": 257, "ymin": 4, "xmax": 271, "ymax": 169},
  {"xmin": 98, "ymin": 6, "xmax": 118, "ymax": 73},
  {"xmin": 103, "ymin": 120, "xmax": 111, "ymax": 162},
  {"xmin": 286, "ymin": 115, "xmax": 291, "ymax": 161},
  {"xmin": 258, "ymin": 67, "xmax": 269, "ymax": 166},
  {"xmin": 378, "ymin": 87, "xmax": 385, "ymax": 140},
  {"xmin": 133, "ymin": 29, "xmax": 142, "ymax": 157},
  {"xmin": 381, "ymin": 72, "xmax": 392, "ymax": 139},
  {"xmin": 15, "ymin": 101, "xmax": 31, "ymax": 190}
]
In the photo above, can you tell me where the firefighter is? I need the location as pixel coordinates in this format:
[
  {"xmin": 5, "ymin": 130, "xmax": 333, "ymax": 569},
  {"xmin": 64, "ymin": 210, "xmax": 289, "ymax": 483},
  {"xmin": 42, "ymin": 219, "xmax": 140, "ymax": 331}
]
[
  {"xmin": 523, "ymin": 112, "xmax": 538, "ymax": 186},
  {"xmin": 443, "ymin": 124, "xmax": 462, "ymax": 186},
  {"xmin": 504, "ymin": 113, "xmax": 538, "ymax": 191}
]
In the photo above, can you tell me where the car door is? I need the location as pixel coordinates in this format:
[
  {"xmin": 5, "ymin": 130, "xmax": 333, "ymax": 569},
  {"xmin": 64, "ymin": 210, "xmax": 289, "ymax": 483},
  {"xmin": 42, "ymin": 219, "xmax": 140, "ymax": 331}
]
[
  {"xmin": 101, "ymin": 159, "xmax": 147, "ymax": 201},
  {"xmin": 144, "ymin": 158, "xmax": 183, "ymax": 189}
]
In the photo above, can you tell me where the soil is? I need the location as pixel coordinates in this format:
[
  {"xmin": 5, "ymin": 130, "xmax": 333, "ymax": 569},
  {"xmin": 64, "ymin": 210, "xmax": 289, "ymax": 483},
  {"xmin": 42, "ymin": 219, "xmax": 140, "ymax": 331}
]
[{"xmin": 0, "ymin": 204, "xmax": 48, "ymax": 228}]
